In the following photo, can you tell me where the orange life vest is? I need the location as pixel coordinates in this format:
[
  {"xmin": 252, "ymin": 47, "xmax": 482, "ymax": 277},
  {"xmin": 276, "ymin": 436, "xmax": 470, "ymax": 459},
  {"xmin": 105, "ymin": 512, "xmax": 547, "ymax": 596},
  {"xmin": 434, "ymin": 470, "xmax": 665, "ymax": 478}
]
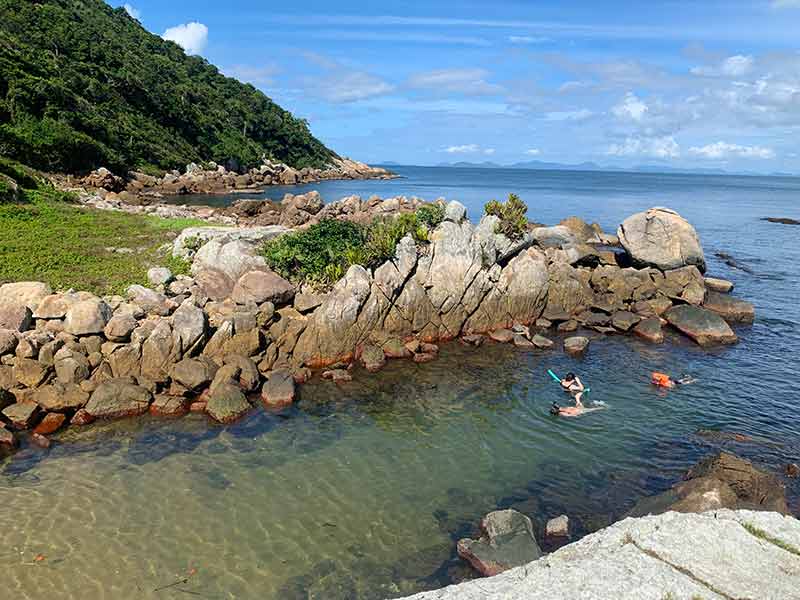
[{"xmin": 651, "ymin": 372, "xmax": 674, "ymax": 387}]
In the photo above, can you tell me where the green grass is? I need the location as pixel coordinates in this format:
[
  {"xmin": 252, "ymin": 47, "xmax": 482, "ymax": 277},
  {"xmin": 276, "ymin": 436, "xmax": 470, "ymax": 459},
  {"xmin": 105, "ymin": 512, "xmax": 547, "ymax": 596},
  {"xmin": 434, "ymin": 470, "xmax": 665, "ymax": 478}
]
[
  {"xmin": 743, "ymin": 522, "xmax": 800, "ymax": 557},
  {"xmin": 0, "ymin": 175, "xmax": 202, "ymax": 295}
]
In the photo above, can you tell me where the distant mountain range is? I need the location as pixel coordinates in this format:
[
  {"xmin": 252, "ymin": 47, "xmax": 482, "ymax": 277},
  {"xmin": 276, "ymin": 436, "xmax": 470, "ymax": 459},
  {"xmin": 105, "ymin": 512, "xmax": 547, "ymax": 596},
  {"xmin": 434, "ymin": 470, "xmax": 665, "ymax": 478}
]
[{"xmin": 422, "ymin": 160, "xmax": 796, "ymax": 178}]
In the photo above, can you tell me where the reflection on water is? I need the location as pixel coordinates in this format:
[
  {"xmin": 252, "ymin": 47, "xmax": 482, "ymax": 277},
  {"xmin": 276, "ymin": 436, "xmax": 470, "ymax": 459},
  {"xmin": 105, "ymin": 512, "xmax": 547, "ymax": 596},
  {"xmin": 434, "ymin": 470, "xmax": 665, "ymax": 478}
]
[{"xmin": 3, "ymin": 168, "xmax": 800, "ymax": 598}]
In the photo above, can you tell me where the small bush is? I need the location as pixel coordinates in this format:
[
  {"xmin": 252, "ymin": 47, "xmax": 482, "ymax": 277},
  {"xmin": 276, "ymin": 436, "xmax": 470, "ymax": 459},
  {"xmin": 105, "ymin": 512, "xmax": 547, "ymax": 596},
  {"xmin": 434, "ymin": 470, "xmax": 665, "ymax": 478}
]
[
  {"xmin": 261, "ymin": 211, "xmax": 433, "ymax": 287},
  {"xmin": 484, "ymin": 193, "xmax": 528, "ymax": 240},
  {"xmin": 416, "ymin": 202, "xmax": 445, "ymax": 229}
]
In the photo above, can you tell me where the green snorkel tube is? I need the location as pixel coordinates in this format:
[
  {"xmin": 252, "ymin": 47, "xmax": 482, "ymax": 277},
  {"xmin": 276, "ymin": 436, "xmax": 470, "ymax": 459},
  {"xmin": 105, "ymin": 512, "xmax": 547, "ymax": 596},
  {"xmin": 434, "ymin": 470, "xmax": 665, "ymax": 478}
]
[{"xmin": 547, "ymin": 369, "xmax": 591, "ymax": 395}]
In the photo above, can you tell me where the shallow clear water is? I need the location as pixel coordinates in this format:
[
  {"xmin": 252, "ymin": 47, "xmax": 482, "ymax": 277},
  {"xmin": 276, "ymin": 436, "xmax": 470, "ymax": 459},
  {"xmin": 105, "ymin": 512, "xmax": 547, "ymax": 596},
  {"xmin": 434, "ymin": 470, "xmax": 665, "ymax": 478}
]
[{"xmin": 3, "ymin": 167, "xmax": 800, "ymax": 599}]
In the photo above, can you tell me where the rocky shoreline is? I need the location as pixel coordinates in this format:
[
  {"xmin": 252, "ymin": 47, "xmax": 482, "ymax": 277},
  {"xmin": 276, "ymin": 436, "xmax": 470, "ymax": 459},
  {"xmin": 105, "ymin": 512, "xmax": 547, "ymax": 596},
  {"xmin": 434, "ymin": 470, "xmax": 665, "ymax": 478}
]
[
  {"xmin": 0, "ymin": 198, "xmax": 754, "ymax": 455},
  {"xmin": 55, "ymin": 156, "xmax": 396, "ymax": 209}
]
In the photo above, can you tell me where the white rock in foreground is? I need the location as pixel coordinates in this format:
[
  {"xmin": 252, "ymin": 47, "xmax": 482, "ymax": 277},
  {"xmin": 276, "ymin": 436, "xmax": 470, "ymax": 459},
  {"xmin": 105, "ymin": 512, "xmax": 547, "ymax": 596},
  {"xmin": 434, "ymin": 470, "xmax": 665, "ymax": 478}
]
[{"xmin": 396, "ymin": 510, "xmax": 800, "ymax": 600}]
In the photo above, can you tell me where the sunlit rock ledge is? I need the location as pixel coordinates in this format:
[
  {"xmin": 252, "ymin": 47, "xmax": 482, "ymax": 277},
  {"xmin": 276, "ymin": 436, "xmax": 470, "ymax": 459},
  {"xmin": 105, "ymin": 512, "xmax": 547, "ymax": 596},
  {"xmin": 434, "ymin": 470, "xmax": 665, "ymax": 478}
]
[{"xmin": 396, "ymin": 509, "xmax": 800, "ymax": 600}]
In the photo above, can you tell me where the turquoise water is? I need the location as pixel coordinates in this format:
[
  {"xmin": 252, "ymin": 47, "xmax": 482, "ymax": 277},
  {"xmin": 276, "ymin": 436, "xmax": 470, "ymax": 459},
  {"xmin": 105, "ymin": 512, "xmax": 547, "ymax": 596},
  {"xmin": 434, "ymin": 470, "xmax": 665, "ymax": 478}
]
[{"xmin": 3, "ymin": 167, "xmax": 800, "ymax": 599}]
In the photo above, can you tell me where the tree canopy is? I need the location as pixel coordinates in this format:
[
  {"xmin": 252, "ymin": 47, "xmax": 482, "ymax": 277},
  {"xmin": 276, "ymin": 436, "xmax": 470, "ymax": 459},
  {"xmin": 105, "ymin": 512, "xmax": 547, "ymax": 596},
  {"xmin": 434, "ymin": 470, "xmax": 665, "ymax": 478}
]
[{"xmin": 0, "ymin": 0, "xmax": 336, "ymax": 174}]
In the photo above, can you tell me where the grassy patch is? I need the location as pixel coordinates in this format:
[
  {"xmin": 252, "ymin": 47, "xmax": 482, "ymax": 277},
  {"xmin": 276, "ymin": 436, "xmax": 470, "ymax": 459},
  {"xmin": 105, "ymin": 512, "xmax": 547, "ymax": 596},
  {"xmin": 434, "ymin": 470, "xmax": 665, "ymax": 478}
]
[
  {"xmin": 742, "ymin": 522, "xmax": 800, "ymax": 557},
  {"xmin": 0, "ymin": 166, "xmax": 205, "ymax": 295}
]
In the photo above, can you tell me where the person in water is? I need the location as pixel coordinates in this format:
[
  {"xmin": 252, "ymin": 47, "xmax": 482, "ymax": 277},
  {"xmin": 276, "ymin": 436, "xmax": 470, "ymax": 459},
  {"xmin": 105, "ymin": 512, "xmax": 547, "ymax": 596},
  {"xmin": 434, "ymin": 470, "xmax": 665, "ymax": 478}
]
[
  {"xmin": 651, "ymin": 372, "xmax": 697, "ymax": 388},
  {"xmin": 560, "ymin": 372, "xmax": 585, "ymax": 406},
  {"xmin": 550, "ymin": 372, "xmax": 594, "ymax": 417}
]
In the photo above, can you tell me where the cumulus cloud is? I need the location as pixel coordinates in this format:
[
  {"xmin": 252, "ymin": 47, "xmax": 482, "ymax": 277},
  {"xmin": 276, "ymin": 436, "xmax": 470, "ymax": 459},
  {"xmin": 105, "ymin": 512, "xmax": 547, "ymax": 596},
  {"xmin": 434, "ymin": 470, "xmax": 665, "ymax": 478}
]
[
  {"xmin": 407, "ymin": 69, "xmax": 504, "ymax": 96},
  {"xmin": 692, "ymin": 54, "xmax": 754, "ymax": 78},
  {"xmin": 612, "ymin": 92, "xmax": 648, "ymax": 122},
  {"xmin": 123, "ymin": 3, "xmax": 140, "ymax": 20},
  {"xmin": 163, "ymin": 22, "xmax": 208, "ymax": 55},
  {"xmin": 688, "ymin": 142, "xmax": 775, "ymax": 159},
  {"xmin": 443, "ymin": 144, "xmax": 480, "ymax": 154},
  {"xmin": 606, "ymin": 136, "xmax": 680, "ymax": 159},
  {"xmin": 525, "ymin": 148, "xmax": 542, "ymax": 156},
  {"xmin": 483, "ymin": 148, "xmax": 496, "ymax": 155}
]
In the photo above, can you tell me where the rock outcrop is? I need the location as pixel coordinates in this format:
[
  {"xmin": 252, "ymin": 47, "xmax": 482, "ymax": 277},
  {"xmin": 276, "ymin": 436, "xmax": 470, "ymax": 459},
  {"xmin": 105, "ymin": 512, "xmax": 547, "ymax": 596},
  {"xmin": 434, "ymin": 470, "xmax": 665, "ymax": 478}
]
[
  {"xmin": 398, "ymin": 510, "xmax": 800, "ymax": 600},
  {"xmin": 618, "ymin": 207, "xmax": 706, "ymax": 272}
]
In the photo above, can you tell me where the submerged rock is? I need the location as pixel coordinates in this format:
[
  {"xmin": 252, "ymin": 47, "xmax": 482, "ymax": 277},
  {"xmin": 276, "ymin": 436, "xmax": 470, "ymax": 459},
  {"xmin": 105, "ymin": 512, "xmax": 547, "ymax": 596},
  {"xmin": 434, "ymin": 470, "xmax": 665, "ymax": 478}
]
[
  {"xmin": 633, "ymin": 317, "xmax": 664, "ymax": 344},
  {"xmin": 563, "ymin": 336, "xmax": 589, "ymax": 357},
  {"xmin": 457, "ymin": 509, "xmax": 542, "ymax": 577}
]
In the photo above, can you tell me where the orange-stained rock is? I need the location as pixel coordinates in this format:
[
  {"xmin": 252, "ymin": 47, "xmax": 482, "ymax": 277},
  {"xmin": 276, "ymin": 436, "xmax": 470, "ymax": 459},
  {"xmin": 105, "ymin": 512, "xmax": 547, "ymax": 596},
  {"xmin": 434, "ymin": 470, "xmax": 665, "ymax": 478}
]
[
  {"xmin": 189, "ymin": 401, "xmax": 207, "ymax": 413},
  {"xmin": 34, "ymin": 413, "xmax": 66, "ymax": 435},
  {"xmin": 70, "ymin": 408, "xmax": 95, "ymax": 427}
]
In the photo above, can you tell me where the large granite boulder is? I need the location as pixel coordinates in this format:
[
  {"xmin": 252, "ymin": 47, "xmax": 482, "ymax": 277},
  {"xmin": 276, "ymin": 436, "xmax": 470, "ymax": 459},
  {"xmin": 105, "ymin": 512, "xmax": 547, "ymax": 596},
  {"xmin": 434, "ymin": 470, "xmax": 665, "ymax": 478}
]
[
  {"xmin": 33, "ymin": 383, "xmax": 89, "ymax": 412},
  {"xmin": 0, "ymin": 281, "xmax": 52, "ymax": 310},
  {"xmin": 665, "ymin": 304, "xmax": 737, "ymax": 346},
  {"xmin": 84, "ymin": 379, "xmax": 152, "ymax": 419},
  {"xmin": 399, "ymin": 510, "xmax": 800, "ymax": 600},
  {"xmin": 170, "ymin": 357, "xmax": 218, "ymax": 391},
  {"xmin": 231, "ymin": 270, "xmax": 295, "ymax": 306},
  {"xmin": 191, "ymin": 239, "xmax": 268, "ymax": 281},
  {"xmin": 0, "ymin": 301, "xmax": 32, "ymax": 332},
  {"xmin": 64, "ymin": 298, "xmax": 113, "ymax": 335},
  {"xmin": 457, "ymin": 509, "xmax": 542, "ymax": 577},
  {"xmin": 126, "ymin": 285, "xmax": 175, "ymax": 316},
  {"xmin": 172, "ymin": 225, "xmax": 287, "ymax": 260},
  {"xmin": 618, "ymin": 207, "xmax": 706, "ymax": 272},
  {"xmin": 629, "ymin": 452, "xmax": 787, "ymax": 517}
]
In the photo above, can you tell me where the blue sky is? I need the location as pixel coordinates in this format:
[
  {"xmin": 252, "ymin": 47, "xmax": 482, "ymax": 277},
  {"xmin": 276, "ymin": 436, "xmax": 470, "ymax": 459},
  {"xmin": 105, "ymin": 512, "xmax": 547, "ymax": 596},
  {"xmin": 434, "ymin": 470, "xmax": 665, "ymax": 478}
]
[{"xmin": 116, "ymin": 1, "xmax": 800, "ymax": 172}]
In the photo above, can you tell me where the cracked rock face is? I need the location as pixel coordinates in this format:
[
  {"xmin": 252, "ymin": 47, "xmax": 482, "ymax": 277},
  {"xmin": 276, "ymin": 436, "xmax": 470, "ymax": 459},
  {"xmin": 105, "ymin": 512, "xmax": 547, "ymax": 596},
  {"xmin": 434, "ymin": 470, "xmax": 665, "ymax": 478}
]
[
  {"xmin": 292, "ymin": 220, "xmax": 550, "ymax": 368},
  {"xmin": 618, "ymin": 207, "xmax": 706, "ymax": 273},
  {"xmin": 399, "ymin": 509, "xmax": 800, "ymax": 600}
]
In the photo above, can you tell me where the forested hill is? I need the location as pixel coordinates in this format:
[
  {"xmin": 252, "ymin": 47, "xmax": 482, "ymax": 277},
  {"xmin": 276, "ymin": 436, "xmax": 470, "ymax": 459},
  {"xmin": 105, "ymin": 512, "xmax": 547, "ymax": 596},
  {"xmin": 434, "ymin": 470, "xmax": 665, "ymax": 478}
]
[{"xmin": 0, "ymin": 0, "xmax": 336, "ymax": 175}]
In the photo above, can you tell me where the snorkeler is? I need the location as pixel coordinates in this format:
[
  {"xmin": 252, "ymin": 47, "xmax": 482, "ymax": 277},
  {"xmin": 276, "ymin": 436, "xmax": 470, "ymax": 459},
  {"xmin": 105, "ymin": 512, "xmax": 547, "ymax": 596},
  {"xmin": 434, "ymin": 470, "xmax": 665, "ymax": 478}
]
[
  {"xmin": 560, "ymin": 372, "xmax": 586, "ymax": 406},
  {"xmin": 651, "ymin": 372, "xmax": 698, "ymax": 388}
]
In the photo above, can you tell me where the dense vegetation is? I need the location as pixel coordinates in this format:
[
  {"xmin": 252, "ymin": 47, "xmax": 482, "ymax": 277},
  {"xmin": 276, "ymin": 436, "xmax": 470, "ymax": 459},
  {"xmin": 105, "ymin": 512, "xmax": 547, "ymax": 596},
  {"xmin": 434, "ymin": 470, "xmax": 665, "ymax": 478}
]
[
  {"xmin": 262, "ymin": 205, "xmax": 446, "ymax": 286},
  {"xmin": 485, "ymin": 193, "xmax": 529, "ymax": 240},
  {"xmin": 0, "ymin": 158, "xmax": 199, "ymax": 294},
  {"xmin": 0, "ymin": 0, "xmax": 335, "ymax": 175}
]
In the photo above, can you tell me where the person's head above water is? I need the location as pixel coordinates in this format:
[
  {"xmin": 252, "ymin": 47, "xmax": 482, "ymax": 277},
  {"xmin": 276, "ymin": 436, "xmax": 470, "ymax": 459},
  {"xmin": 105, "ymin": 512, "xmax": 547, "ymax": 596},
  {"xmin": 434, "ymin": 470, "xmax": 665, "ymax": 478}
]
[{"xmin": 564, "ymin": 372, "xmax": 576, "ymax": 381}]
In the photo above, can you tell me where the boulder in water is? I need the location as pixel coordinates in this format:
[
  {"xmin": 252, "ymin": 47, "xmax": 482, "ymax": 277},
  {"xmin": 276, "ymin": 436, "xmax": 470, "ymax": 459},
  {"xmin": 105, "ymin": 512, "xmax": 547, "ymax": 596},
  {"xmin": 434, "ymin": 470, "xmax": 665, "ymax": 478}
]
[
  {"xmin": 618, "ymin": 207, "xmax": 706, "ymax": 272},
  {"xmin": 633, "ymin": 317, "xmax": 664, "ymax": 344},
  {"xmin": 704, "ymin": 277, "xmax": 734, "ymax": 293},
  {"xmin": 564, "ymin": 336, "xmax": 589, "ymax": 357},
  {"xmin": 665, "ymin": 305, "xmax": 737, "ymax": 346},
  {"xmin": 457, "ymin": 509, "xmax": 542, "ymax": 577},
  {"xmin": 702, "ymin": 291, "xmax": 755, "ymax": 323}
]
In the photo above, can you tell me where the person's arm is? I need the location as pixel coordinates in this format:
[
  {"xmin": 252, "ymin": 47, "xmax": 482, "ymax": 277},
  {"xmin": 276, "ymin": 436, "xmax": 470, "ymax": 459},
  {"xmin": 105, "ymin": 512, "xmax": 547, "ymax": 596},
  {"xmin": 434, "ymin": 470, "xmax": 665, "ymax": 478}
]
[{"xmin": 574, "ymin": 376, "xmax": 585, "ymax": 391}]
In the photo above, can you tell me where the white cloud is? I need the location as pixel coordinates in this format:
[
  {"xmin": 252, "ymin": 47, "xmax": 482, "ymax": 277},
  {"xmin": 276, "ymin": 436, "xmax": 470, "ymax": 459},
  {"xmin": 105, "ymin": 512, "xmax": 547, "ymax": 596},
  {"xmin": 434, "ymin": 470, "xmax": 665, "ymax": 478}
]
[
  {"xmin": 525, "ymin": 148, "xmax": 542, "ymax": 156},
  {"xmin": 162, "ymin": 22, "xmax": 208, "ymax": 55},
  {"xmin": 688, "ymin": 142, "xmax": 775, "ymax": 159},
  {"xmin": 612, "ymin": 92, "xmax": 648, "ymax": 122},
  {"xmin": 544, "ymin": 109, "xmax": 593, "ymax": 121},
  {"xmin": 322, "ymin": 72, "xmax": 395, "ymax": 102},
  {"xmin": 606, "ymin": 136, "xmax": 680, "ymax": 159},
  {"xmin": 483, "ymin": 148, "xmax": 496, "ymax": 155},
  {"xmin": 508, "ymin": 35, "xmax": 549, "ymax": 44},
  {"xmin": 772, "ymin": 0, "xmax": 800, "ymax": 7},
  {"xmin": 444, "ymin": 144, "xmax": 480, "ymax": 154},
  {"xmin": 721, "ymin": 55, "xmax": 754, "ymax": 77},
  {"xmin": 407, "ymin": 69, "xmax": 504, "ymax": 96},
  {"xmin": 123, "ymin": 3, "xmax": 140, "ymax": 20}
]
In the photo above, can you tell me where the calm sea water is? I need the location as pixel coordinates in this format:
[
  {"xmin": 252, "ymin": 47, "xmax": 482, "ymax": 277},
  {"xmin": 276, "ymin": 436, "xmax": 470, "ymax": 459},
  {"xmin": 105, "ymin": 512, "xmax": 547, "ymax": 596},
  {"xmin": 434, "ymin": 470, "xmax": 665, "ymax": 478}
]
[{"xmin": 3, "ymin": 167, "xmax": 800, "ymax": 599}]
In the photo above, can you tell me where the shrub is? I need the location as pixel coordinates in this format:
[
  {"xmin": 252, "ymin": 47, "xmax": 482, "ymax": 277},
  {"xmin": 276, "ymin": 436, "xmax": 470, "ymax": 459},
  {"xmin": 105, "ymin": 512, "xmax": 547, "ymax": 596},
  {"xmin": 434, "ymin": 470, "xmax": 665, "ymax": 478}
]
[
  {"xmin": 416, "ymin": 202, "xmax": 445, "ymax": 229},
  {"xmin": 261, "ymin": 212, "xmax": 432, "ymax": 287},
  {"xmin": 484, "ymin": 193, "xmax": 528, "ymax": 240},
  {"xmin": 262, "ymin": 219, "xmax": 367, "ymax": 285}
]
